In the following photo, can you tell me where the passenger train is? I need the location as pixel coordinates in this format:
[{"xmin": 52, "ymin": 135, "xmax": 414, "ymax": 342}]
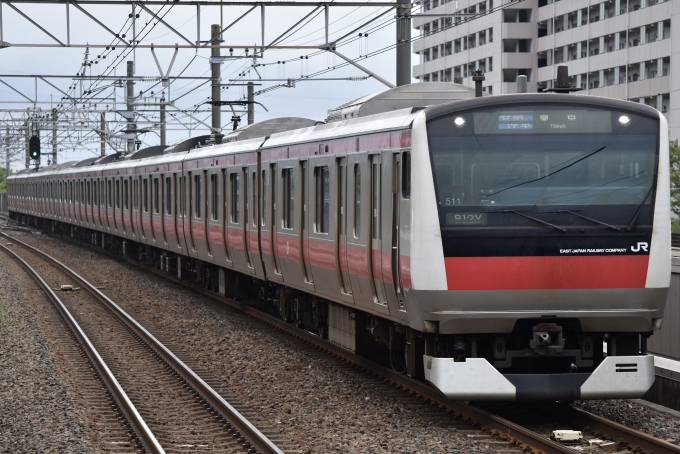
[{"xmin": 8, "ymin": 82, "xmax": 670, "ymax": 401}]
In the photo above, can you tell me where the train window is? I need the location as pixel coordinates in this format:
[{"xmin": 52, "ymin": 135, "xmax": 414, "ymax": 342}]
[
  {"xmin": 211, "ymin": 174, "xmax": 218, "ymax": 221},
  {"xmin": 222, "ymin": 171, "xmax": 228, "ymax": 221},
  {"xmin": 402, "ymin": 152, "xmax": 411, "ymax": 199},
  {"xmin": 282, "ymin": 168, "xmax": 294, "ymax": 229},
  {"xmin": 243, "ymin": 170, "xmax": 248, "ymax": 228},
  {"xmin": 124, "ymin": 180, "xmax": 129, "ymax": 210},
  {"xmin": 194, "ymin": 175, "xmax": 201, "ymax": 218},
  {"xmin": 301, "ymin": 161, "xmax": 307, "ymax": 232},
  {"xmin": 181, "ymin": 176, "xmax": 186, "ymax": 217},
  {"xmin": 107, "ymin": 180, "xmax": 112, "ymax": 208},
  {"xmin": 116, "ymin": 180, "xmax": 121, "ymax": 209},
  {"xmin": 166, "ymin": 177, "xmax": 172, "ymax": 215},
  {"xmin": 372, "ymin": 163, "xmax": 380, "ymax": 240},
  {"xmin": 315, "ymin": 166, "xmax": 330, "ymax": 234},
  {"xmin": 80, "ymin": 181, "xmax": 84, "ymax": 204},
  {"xmin": 339, "ymin": 163, "xmax": 346, "ymax": 235},
  {"xmin": 261, "ymin": 169, "xmax": 267, "ymax": 226},
  {"xmin": 132, "ymin": 180, "xmax": 137, "ymax": 210},
  {"xmin": 93, "ymin": 183, "xmax": 98, "ymax": 207},
  {"xmin": 252, "ymin": 171, "xmax": 257, "ymax": 227},
  {"xmin": 143, "ymin": 179, "xmax": 148, "ymax": 212},
  {"xmin": 153, "ymin": 178, "xmax": 160, "ymax": 214},
  {"xmin": 70, "ymin": 182, "xmax": 73, "ymax": 203},
  {"xmin": 354, "ymin": 164, "xmax": 361, "ymax": 239},
  {"xmin": 87, "ymin": 181, "xmax": 91, "ymax": 205},
  {"xmin": 230, "ymin": 173, "xmax": 240, "ymax": 223}
]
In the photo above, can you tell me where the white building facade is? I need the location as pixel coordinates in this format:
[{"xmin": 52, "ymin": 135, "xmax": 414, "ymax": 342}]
[{"xmin": 413, "ymin": 0, "xmax": 679, "ymax": 139}]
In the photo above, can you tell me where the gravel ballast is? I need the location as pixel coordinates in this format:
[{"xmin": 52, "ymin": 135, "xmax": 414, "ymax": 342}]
[{"xmin": 0, "ymin": 254, "xmax": 85, "ymax": 453}]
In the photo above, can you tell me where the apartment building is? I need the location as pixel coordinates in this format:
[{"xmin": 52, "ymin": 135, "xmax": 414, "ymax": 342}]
[{"xmin": 413, "ymin": 0, "xmax": 680, "ymax": 139}]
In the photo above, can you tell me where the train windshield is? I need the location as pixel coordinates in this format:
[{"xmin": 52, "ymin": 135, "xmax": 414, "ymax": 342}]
[{"xmin": 427, "ymin": 104, "xmax": 659, "ymax": 229}]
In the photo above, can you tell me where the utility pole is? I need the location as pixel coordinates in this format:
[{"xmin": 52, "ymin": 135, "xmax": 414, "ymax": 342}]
[
  {"xmin": 396, "ymin": 0, "xmax": 411, "ymax": 86},
  {"xmin": 247, "ymin": 82, "xmax": 254, "ymax": 125},
  {"xmin": 52, "ymin": 109, "xmax": 58, "ymax": 165},
  {"xmin": 126, "ymin": 60, "xmax": 135, "ymax": 154},
  {"xmin": 160, "ymin": 92, "xmax": 166, "ymax": 146},
  {"xmin": 100, "ymin": 112, "xmax": 105, "ymax": 156},
  {"xmin": 211, "ymin": 24, "xmax": 222, "ymax": 134}
]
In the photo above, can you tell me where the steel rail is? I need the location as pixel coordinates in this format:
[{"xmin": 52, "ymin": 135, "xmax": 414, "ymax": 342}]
[
  {"xmin": 566, "ymin": 405, "xmax": 680, "ymax": 454},
  {"xmin": 0, "ymin": 242, "xmax": 165, "ymax": 454},
  {"xmin": 1, "ymin": 233, "xmax": 284, "ymax": 454}
]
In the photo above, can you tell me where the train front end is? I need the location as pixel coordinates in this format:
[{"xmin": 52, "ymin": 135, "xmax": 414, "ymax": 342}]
[{"xmin": 408, "ymin": 94, "xmax": 669, "ymax": 401}]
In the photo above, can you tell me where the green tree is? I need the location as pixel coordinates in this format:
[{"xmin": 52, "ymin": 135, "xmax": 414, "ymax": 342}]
[
  {"xmin": 0, "ymin": 167, "xmax": 6, "ymax": 194},
  {"xmin": 671, "ymin": 140, "xmax": 680, "ymax": 213}
]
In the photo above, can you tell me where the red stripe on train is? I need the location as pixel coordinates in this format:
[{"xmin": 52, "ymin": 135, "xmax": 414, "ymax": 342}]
[{"xmin": 444, "ymin": 255, "xmax": 649, "ymax": 290}]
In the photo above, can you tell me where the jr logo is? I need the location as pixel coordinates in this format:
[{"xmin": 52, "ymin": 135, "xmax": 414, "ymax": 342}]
[{"xmin": 631, "ymin": 242, "xmax": 649, "ymax": 252}]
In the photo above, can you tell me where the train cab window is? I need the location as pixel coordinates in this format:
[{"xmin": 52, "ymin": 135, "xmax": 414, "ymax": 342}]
[
  {"xmin": 143, "ymin": 179, "xmax": 149, "ymax": 212},
  {"xmin": 154, "ymin": 178, "xmax": 160, "ymax": 214},
  {"xmin": 402, "ymin": 152, "xmax": 411, "ymax": 199},
  {"xmin": 354, "ymin": 164, "xmax": 361, "ymax": 238},
  {"xmin": 166, "ymin": 177, "xmax": 172, "ymax": 215},
  {"xmin": 315, "ymin": 166, "xmax": 330, "ymax": 234},
  {"xmin": 230, "ymin": 173, "xmax": 240, "ymax": 223},
  {"xmin": 194, "ymin": 175, "xmax": 201, "ymax": 218},
  {"xmin": 211, "ymin": 174, "xmax": 218, "ymax": 221},
  {"xmin": 282, "ymin": 168, "xmax": 294, "ymax": 229},
  {"xmin": 124, "ymin": 180, "xmax": 129, "ymax": 210}
]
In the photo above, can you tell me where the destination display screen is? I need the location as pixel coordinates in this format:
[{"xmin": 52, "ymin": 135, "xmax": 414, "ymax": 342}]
[{"xmin": 473, "ymin": 109, "xmax": 613, "ymax": 134}]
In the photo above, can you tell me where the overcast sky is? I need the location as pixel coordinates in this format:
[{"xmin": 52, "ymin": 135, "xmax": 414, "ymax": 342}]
[{"xmin": 0, "ymin": 1, "xmax": 413, "ymax": 169}]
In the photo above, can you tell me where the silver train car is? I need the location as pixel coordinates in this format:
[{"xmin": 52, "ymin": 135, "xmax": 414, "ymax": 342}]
[{"xmin": 8, "ymin": 83, "xmax": 670, "ymax": 401}]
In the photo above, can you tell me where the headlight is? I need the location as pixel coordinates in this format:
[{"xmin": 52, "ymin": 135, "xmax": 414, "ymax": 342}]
[{"xmin": 454, "ymin": 116, "xmax": 466, "ymax": 127}]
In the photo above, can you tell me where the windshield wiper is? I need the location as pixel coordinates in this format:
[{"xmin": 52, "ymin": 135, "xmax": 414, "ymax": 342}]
[
  {"xmin": 627, "ymin": 186, "xmax": 654, "ymax": 231},
  {"xmin": 558, "ymin": 210, "xmax": 620, "ymax": 231},
  {"xmin": 504, "ymin": 210, "xmax": 567, "ymax": 233},
  {"xmin": 484, "ymin": 147, "xmax": 607, "ymax": 199}
]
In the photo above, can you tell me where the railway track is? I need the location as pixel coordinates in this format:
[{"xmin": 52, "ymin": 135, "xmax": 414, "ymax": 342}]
[
  {"xmin": 4, "ymin": 227, "xmax": 680, "ymax": 454},
  {"xmin": 0, "ymin": 232, "xmax": 287, "ymax": 454}
]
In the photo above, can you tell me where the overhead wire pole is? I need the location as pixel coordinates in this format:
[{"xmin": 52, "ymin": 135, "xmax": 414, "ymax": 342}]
[
  {"xmin": 24, "ymin": 122, "xmax": 29, "ymax": 169},
  {"xmin": 211, "ymin": 24, "xmax": 221, "ymax": 135},
  {"xmin": 5, "ymin": 127, "xmax": 9, "ymax": 179},
  {"xmin": 52, "ymin": 109, "xmax": 57, "ymax": 164},
  {"xmin": 126, "ymin": 61, "xmax": 135, "ymax": 153},
  {"xmin": 396, "ymin": 0, "xmax": 411, "ymax": 86},
  {"xmin": 100, "ymin": 112, "xmax": 105, "ymax": 156},
  {"xmin": 160, "ymin": 92, "xmax": 166, "ymax": 146}
]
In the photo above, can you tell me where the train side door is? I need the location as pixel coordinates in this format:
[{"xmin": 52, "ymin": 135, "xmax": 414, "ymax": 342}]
[
  {"xmin": 266, "ymin": 163, "xmax": 281, "ymax": 277},
  {"xmin": 379, "ymin": 151, "xmax": 407, "ymax": 316},
  {"xmin": 300, "ymin": 160, "xmax": 314, "ymax": 289},
  {"xmin": 177, "ymin": 173, "xmax": 187, "ymax": 252},
  {"xmin": 370, "ymin": 153, "xmax": 388, "ymax": 307},
  {"xmin": 337, "ymin": 157, "xmax": 353, "ymax": 303}
]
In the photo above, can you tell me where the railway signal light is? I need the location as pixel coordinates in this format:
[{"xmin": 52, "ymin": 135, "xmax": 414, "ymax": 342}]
[{"xmin": 29, "ymin": 135, "xmax": 40, "ymax": 160}]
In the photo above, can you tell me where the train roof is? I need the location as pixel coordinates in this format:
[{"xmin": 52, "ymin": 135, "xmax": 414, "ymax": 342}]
[{"xmin": 325, "ymin": 82, "xmax": 481, "ymax": 123}]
